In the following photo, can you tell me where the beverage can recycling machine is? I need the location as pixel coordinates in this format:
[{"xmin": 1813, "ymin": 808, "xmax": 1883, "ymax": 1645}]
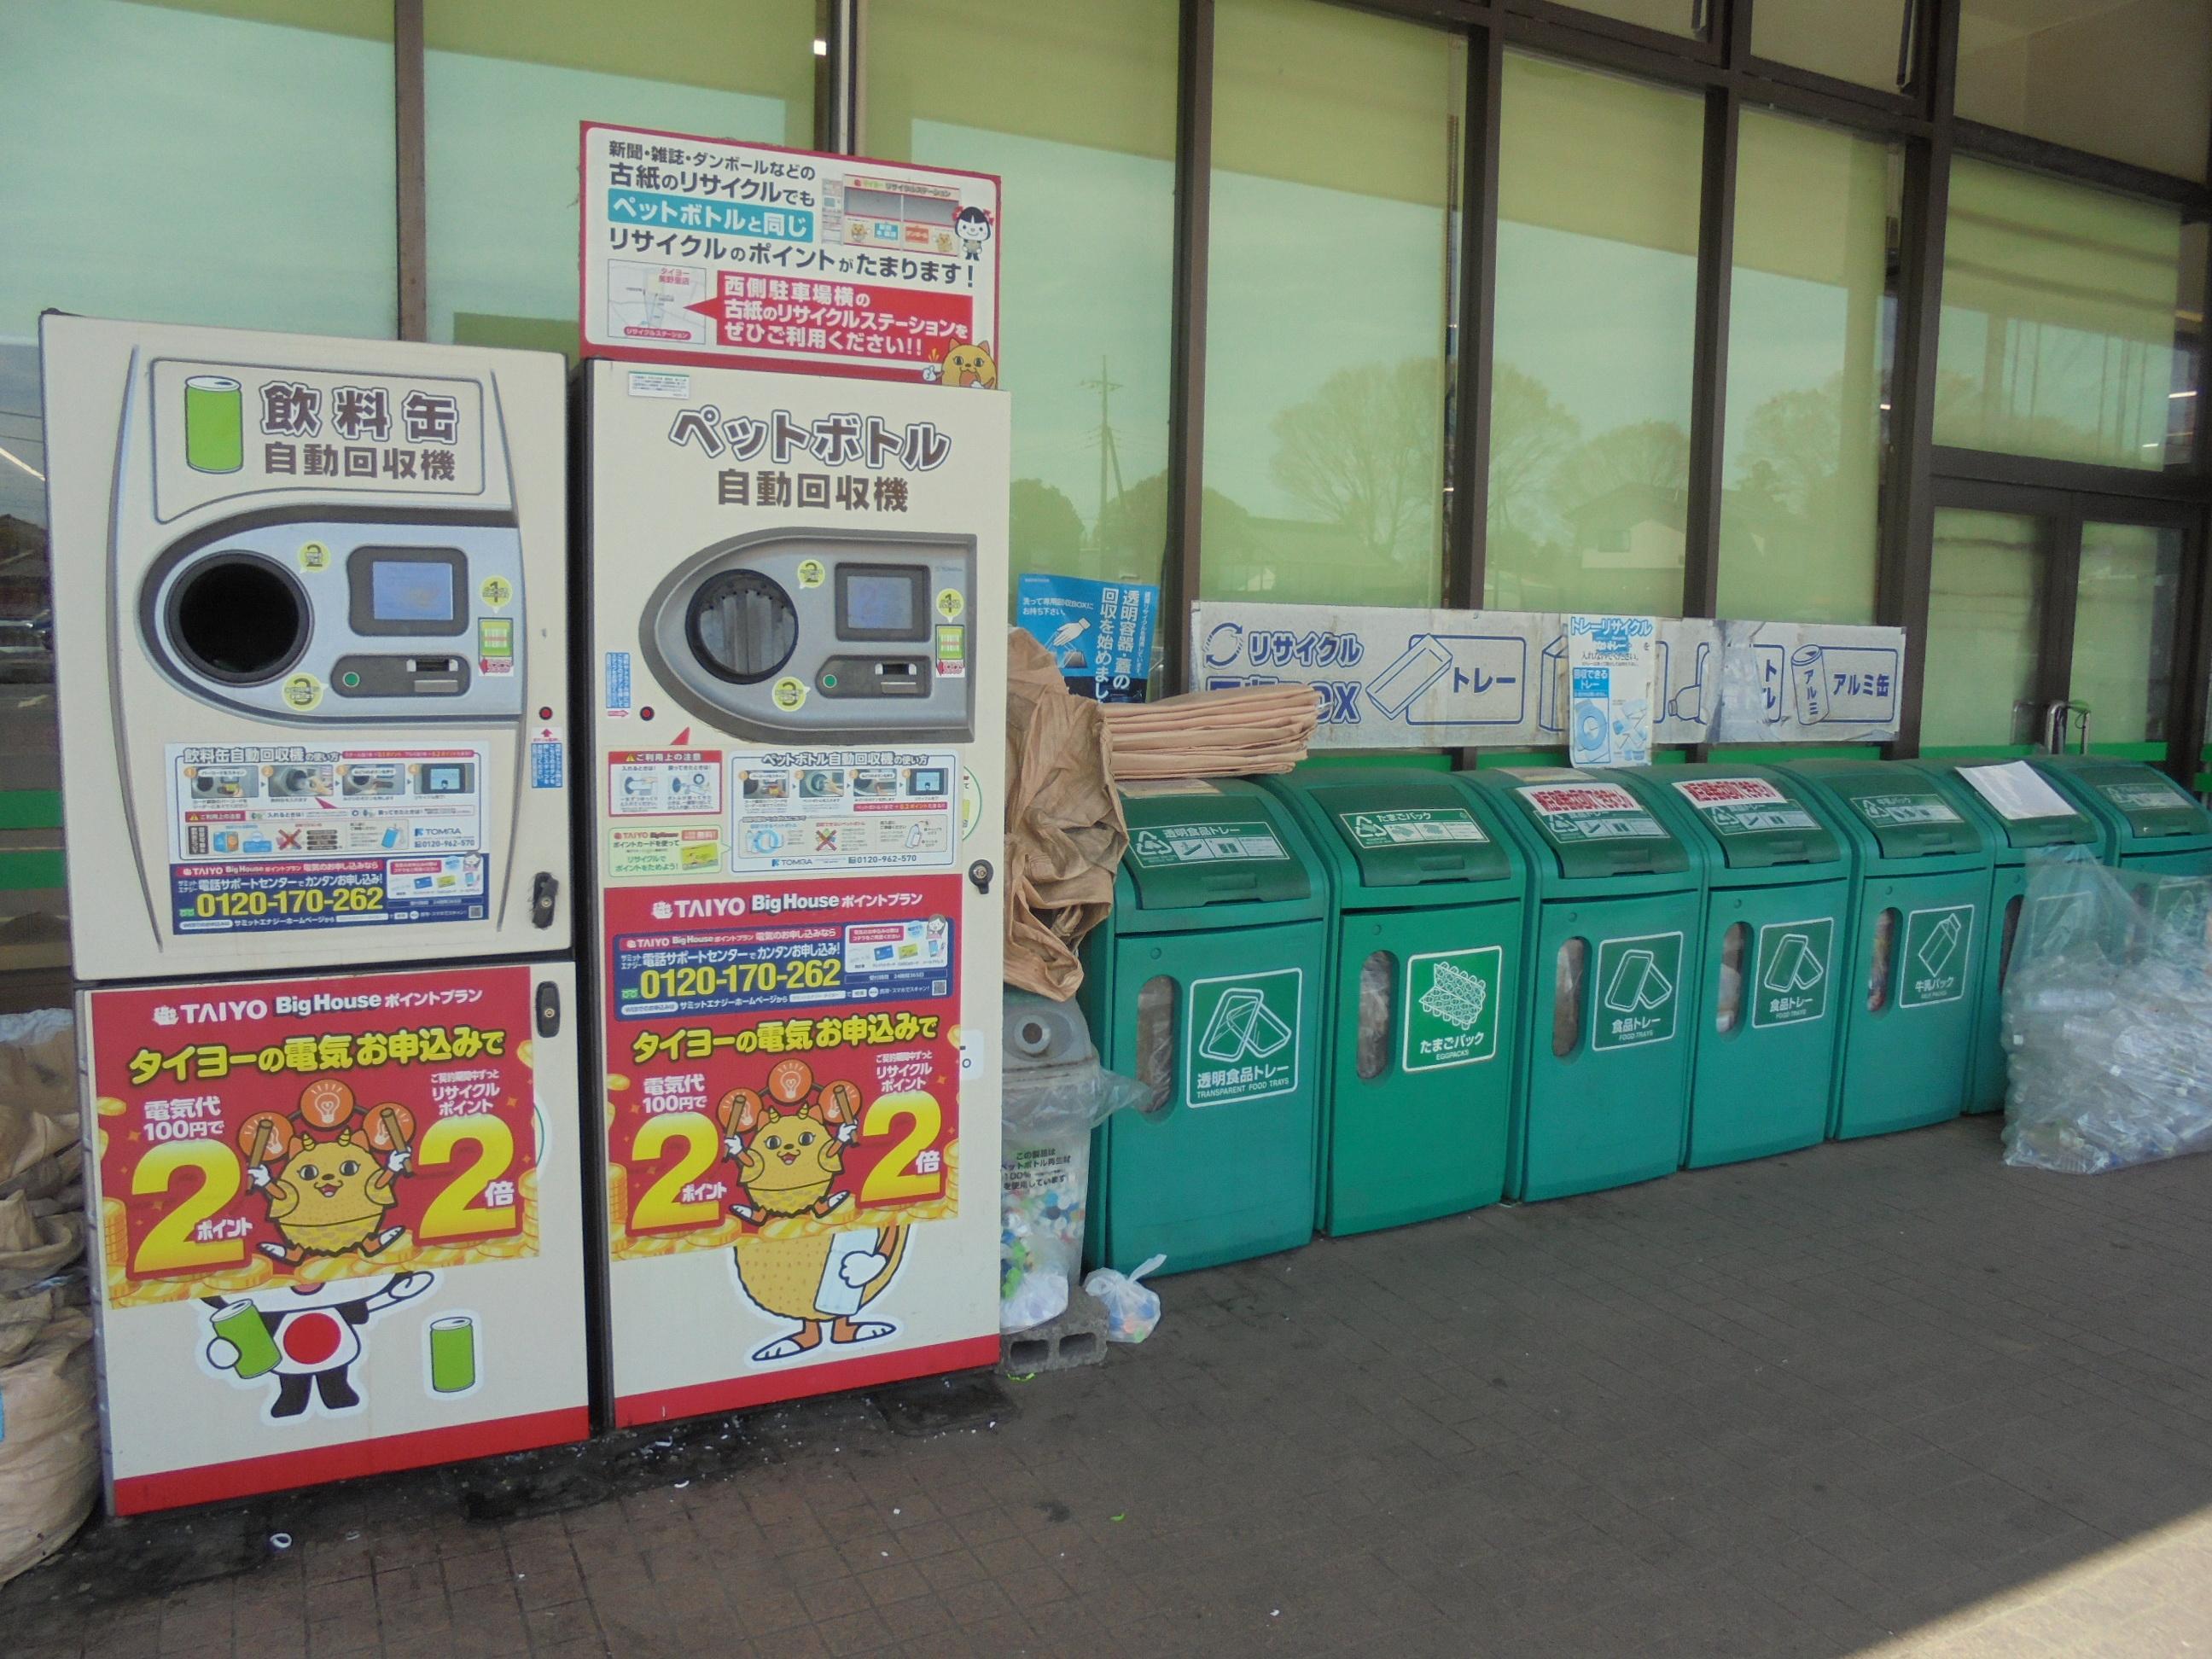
[
  {"xmin": 580, "ymin": 360, "xmax": 1009, "ymax": 1426},
  {"xmin": 41, "ymin": 316, "xmax": 589, "ymax": 1512}
]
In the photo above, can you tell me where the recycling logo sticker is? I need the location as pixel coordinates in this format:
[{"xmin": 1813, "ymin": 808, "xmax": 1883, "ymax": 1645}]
[
  {"xmin": 1750, "ymin": 917, "xmax": 1833, "ymax": 1028},
  {"xmin": 1185, "ymin": 969, "xmax": 1301, "ymax": 1107},
  {"xmin": 1898, "ymin": 904, "xmax": 1974, "ymax": 1008},
  {"xmin": 1403, "ymin": 947, "xmax": 1504, "ymax": 1072},
  {"xmin": 1591, "ymin": 932, "xmax": 1684, "ymax": 1051}
]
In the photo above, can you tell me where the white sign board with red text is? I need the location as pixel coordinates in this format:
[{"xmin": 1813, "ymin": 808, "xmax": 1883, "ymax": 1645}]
[{"xmin": 580, "ymin": 122, "xmax": 1000, "ymax": 388}]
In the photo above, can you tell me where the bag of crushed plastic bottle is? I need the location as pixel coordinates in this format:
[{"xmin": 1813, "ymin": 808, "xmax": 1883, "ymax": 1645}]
[
  {"xmin": 1001, "ymin": 992, "xmax": 1158, "ymax": 1331},
  {"xmin": 2001, "ymin": 850, "xmax": 2212, "ymax": 1173}
]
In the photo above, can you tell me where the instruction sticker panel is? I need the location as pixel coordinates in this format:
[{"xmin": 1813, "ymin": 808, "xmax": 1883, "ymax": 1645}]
[
  {"xmin": 729, "ymin": 750, "xmax": 958, "ymax": 873},
  {"xmin": 167, "ymin": 745, "xmax": 487, "ymax": 934},
  {"xmin": 1853, "ymin": 793, "xmax": 1960, "ymax": 828},
  {"xmin": 608, "ymin": 750, "xmax": 723, "ymax": 818},
  {"xmin": 1673, "ymin": 777, "xmax": 1818, "ymax": 835}
]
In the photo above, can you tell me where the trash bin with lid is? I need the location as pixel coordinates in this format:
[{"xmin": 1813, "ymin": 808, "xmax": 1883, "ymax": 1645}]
[
  {"xmin": 1776, "ymin": 759, "xmax": 1997, "ymax": 1138},
  {"xmin": 1077, "ymin": 779, "xmax": 1326, "ymax": 1275},
  {"xmin": 2029, "ymin": 756, "xmax": 2212, "ymax": 876},
  {"xmin": 1260, "ymin": 769, "xmax": 1527, "ymax": 1235},
  {"xmin": 1458, "ymin": 767, "xmax": 1703, "ymax": 1201},
  {"xmin": 1904, "ymin": 759, "xmax": 2105, "ymax": 1115},
  {"xmin": 1621, "ymin": 765, "xmax": 1850, "ymax": 1167}
]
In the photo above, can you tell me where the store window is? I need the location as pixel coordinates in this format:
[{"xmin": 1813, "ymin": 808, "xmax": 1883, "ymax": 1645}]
[
  {"xmin": 1922, "ymin": 509, "xmax": 2044, "ymax": 749},
  {"xmin": 1936, "ymin": 160, "xmax": 2197, "ymax": 472},
  {"xmin": 867, "ymin": 0, "xmax": 1178, "ymax": 597},
  {"xmin": 424, "ymin": 0, "xmax": 818, "ymax": 353},
  {"xmin": 1487, "ymin": 55, "xmax": 1703, "ymax": 617},
  {"xmin": 2070, "ymin": 521, "xmax": 2181, "ymax": 746},
  {"xmin": 1750, "ymin": 0, "xmax": 1912, "ymax": 95},
  {"xmin": 1958, "ymin": 0, "xmax": 2211, "ymax": 183},
  {"xmin": 0, "ymin": 0, "xmax": 399, "ymax": 340},
  {"xmin": 1718, "ymin": 112, "xmax": 1897, "ymax": 626},
  {"xmin": 1557, "ymin": 1, "xmax": 1703, "ymax": 41},
  {"xmin": 1200, "ymin": 0, "xmax": 1459, "ymax": 607}
]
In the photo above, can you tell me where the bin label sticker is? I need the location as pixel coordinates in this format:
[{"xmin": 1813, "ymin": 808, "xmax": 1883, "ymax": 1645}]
[
  {"xmin": 1403, "ymin": 947, "xmax": 1504, "ymax": 1072},
  {"xmin": 1129, "ymin": 819, "xmax": 1288, "ymax": 867},
  {"xmin": 1853, "ymin": 793, "xmax": 1959, "ymax": 827},
  {"xmin": 1516, "ymin": 783, "xmax": 1666, "ymax": 842},
  {"xmin": 2100, "ymin": 779, "xmax": 2193, "ymax": 813},
  {"xmin": 1750, "ymin": 917, "xmax": 1834, "ymax": 1028},
  {"xmin": 1673, "ymin": 778, "xmax": 1818, "ymax": 835},
  {"xmin": 1591, "ymin": 932, "xmax": 1683, "ymax": 1051},
  {"xmin": 1898, "ymin": 905, "xmax": 1974, "ymax": 1008},
  {"xmin": 609, "ymin": 750, "xmax": 724, "ymax": 818},
  {"xmin": 166, "ymin": 745, "xmax": 487, "ymax": 934},
  {"xmin": 1185, "ymin": 970, "xmax": 1302, "ymax": 1107},
  {"xmin": 729, "ymin": 751, "xmax": 958, "ymax": 873},
  {"xmin": 1338, "ymin": 808, "xmax": 1488, "ymax": 849}
]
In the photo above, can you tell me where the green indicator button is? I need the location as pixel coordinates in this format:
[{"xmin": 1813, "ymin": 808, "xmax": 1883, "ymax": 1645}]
[
  {"xmin": 341, "ymin": 672, "xmax": 361, "ymax": 689},
  {"xmin": 821, "ymin": 672, "xmax": 838, "ymax": 689}
]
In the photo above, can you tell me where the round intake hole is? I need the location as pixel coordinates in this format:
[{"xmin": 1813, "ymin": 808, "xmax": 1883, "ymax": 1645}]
[
  {"xmin": 167, "ymin": 553, "xmax": 310, "ymax": 684},
  {"xmin": 687, "ymin": 569, "xmax": 797, "ymax": 684}
]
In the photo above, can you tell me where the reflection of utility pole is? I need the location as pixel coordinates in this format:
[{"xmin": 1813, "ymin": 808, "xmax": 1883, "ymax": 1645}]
[{"xmin": 1080, "ymin": 355, "xmax": 1125, "ymax": 546}]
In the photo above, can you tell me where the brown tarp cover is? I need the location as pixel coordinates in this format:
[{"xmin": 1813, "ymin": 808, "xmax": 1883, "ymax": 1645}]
[{"xmin": 1004, "ymin": 633, "xmax": 1128, "ymax": 1000}]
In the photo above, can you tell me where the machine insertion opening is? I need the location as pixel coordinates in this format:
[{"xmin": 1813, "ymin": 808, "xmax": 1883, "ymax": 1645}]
[
  {"xmin": 168, "ymin": 553, "xmax": 309, "ymax": 684},
  {"xmin": 686, "ymin": 568, "xmax": 798, "ymax": 684}
]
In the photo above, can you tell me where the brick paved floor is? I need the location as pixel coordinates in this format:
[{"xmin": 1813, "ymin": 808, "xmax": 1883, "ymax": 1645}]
[{"xmin": 11, "ymin": 1112, "xmax": 2212, "ymax": 1657}]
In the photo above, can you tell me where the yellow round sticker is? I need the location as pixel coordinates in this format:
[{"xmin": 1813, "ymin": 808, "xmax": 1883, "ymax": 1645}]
[
  {"xmin": 297, "ymin": 540, "xmax": 329, "ymax": 573},
  {"xmin": 935, "ymin": 587, "xmax": 964, "ymax": 620},
  {"xmin": 771, "ymin": 677, "xmax": 808, "ymax": 712},
  {"xmin": 281, "ymin": 673, "xmax": 323, "ymax": 712},
  {"xmin": 480, "ymin": 574, "xmax": 514, "ymax": 609},
  {"xmin": 796, "ymin": 559, "xmax": 827, "ymax": 590}
]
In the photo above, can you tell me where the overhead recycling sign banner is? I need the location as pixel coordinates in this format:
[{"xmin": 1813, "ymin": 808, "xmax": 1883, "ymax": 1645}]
[{"xmin": 1188, "ymin": 601, "xmax": 1906, "ymax": 752}]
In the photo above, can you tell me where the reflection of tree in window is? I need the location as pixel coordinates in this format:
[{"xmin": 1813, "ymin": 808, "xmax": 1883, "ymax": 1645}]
[{"xmin": 1266, "ymin": 358, "xmax": 1443, "ymax": 570}]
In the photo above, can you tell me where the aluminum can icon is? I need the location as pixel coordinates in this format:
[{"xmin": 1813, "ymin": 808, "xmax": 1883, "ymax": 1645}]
[
  {"xmin": 183, "ymin": 375, "xmax": 244, "ymax": 473},
  {"xmin": 429, "ymin": 1314, "xmax": 477, "ymax": 1394},
  {"xmin": 1792, "ymin": 645, "xmax": 1827, "ymax": 725}
]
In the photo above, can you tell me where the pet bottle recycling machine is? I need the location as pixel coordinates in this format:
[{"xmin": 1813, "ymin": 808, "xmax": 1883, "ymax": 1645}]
[
  {"xmin": 579, "ymin": 360, "xmax": 1009, "ymax": 1426},
  {"xmin": 42, "ymin": 317, "xmax": 591, "ymax": 1512}
]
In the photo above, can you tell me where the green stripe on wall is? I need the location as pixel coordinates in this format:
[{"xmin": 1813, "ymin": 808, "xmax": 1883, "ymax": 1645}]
[
  {"xmin": 0, "ymin": 851, "xmax": 65, "ymax": 891},
  {"xmin": 0, "ymin": 790, "xmax": 62, "ymax": 831}
]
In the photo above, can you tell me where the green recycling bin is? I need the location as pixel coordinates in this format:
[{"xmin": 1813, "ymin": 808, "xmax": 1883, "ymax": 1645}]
[
  {"xmin": 1459, "ymin": 767, "xmax": 1702, "ymax": 1201},
  {"xmin": 1260, "ymin": 769, "xmax": 1526, "ymax": 1236},
  {"xmin": 1621, "ymin": 765, "xmax": 1849, "ymax": 1167},
  {"xmin": 2029, "ymin": 756, "xmax": 2212, "ymax": 876},
  {"xmin": 1777, "ymin": 760, "xmax": 1997, "ymax": 1138},
  {"xmin": 1905, "ymin": 759, "xmax": 2104, "ymax": 1115},
  {"xmin": 1078, "ymin": 778, "xmax": 1325, "ymax": 1276}
]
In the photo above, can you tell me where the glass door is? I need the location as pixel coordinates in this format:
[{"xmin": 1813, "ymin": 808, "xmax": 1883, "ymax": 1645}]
[{"xmin": 1924, "ymin": 484, "xmax": 2196, "ymax": 770}]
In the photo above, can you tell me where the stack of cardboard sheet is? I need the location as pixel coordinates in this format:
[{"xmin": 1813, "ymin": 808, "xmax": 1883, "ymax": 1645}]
[{"xmin": 1100, "ymin": 683, "xmax": 1318, "ymax": 779}]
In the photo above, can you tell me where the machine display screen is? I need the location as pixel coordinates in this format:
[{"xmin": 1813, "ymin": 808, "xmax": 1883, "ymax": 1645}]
[
  {"xmin": 372, "ymin": 560, "xmax": 456, "ymax": 624},
  {"xmin": 350, "ymin": 547, "xmax": 468, "ymax": 636},
  {"xmin": 836, "ymin": 565, "xmax": 928, "ymax": 641}
]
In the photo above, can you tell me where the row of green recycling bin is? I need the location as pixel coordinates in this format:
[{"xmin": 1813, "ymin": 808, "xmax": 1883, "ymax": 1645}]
[{"xmin": 1077, "ymin": 756, "xmax": 2212, "ymax": 1276}]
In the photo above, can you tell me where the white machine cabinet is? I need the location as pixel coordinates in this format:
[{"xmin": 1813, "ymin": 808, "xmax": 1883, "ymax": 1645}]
[
  {"xmin": 581, "ymin": 360, "xmax": 1007, "ymax": 1425},
  {"xmin": 42, "ymin": 317, "xmax": 588, "ymax": 1512}
]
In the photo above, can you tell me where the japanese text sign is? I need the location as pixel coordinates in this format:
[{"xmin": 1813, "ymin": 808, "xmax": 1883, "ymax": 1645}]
[{"xmin": 582, "ymin": 123, "xmax": 1000, "ymax": 385}]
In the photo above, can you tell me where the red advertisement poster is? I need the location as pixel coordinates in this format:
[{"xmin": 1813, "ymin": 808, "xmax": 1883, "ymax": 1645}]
[
  {"xmin": 602, "ymin": 874, "xmax": 963, "ymax": 1261},
  {"xmin": 89, "ymin": 965, "xmax": 541, "ymax": 1308}
]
